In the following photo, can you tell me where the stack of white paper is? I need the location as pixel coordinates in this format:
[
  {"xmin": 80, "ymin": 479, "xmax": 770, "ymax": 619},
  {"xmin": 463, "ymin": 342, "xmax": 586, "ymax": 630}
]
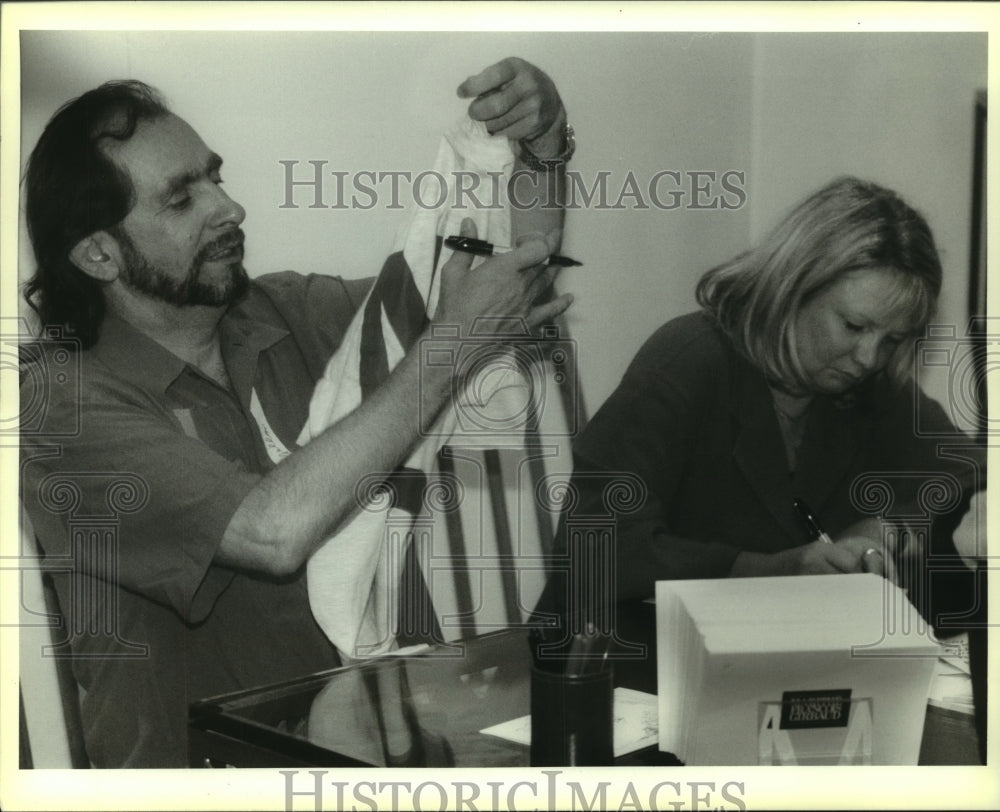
[{"xmin": 655, "ymin": 574, "xmax": 941, "ymax": 765}]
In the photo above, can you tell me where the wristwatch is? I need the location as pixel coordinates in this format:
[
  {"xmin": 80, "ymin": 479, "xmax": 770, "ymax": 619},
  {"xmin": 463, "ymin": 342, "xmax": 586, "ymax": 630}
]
[{"xmin": 519, "ymin": 122, "xmax": 575, "ymax": 171}]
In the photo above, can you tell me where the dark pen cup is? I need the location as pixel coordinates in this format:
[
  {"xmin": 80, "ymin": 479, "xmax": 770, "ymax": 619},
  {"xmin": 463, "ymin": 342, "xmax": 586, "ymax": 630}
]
[{"xmin": 529, "ymin": 664, "xmax": 614, "ymax": 766}]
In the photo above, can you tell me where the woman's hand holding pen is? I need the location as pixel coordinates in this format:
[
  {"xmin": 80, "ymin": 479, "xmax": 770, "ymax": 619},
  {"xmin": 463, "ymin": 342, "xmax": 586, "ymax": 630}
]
[
  {"xmin": 732, "ymin": 543, "xmax": 869, "ymax": 577},
  {"xmin": 738, "ymin": 500, "xmax": 901, "ymax": 584},
  {"xmin": 793, "ymin": 537, "xmax": 898, "ymax": 585},
  {"xmin": 731, "ymin": 533, "xmax": 899, "ymax": 585},
  {"xmin": 833, "ymin": 518, "xmax": 901, "ymax": 586}
]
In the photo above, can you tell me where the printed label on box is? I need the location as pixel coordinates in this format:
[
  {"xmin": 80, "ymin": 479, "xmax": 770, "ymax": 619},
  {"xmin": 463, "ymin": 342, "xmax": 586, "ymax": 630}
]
[{"xmin": 779, "ymin": 689, "xmax": 853, "ymax": 729}]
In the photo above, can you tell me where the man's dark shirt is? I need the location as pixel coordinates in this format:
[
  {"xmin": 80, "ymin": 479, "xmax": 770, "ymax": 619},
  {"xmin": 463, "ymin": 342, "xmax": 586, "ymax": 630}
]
[{"xmin": 21, "ymin": 271, "xmax": 373, "ymax": 767}]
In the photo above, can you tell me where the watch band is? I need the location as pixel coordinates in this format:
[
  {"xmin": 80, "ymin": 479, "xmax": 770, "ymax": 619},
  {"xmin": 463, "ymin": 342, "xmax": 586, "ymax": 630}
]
[{"xmin": 519, "ymin": 123, "xmax": 575, "ymax": 171}]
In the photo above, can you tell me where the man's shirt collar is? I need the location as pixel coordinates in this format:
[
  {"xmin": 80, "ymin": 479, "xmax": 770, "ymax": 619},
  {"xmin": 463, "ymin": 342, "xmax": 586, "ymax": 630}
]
[
  {"xmin": 90, "ymin": 299, "xmax": 289, "ymax": 397},
  {"xmin": 91, "ymin": 315, "xmax": 187, "ymax": 394}
]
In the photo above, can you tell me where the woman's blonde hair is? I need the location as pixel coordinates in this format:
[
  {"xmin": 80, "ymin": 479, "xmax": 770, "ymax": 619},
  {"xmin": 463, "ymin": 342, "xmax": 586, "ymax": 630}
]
[{"xmin": 696, "ymin": 177, "xmax": 942, "ymax": 391}]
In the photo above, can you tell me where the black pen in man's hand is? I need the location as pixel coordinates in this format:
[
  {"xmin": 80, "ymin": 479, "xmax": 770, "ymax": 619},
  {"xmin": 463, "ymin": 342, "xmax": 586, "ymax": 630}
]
[{"xmin": 445, "ymin": 235, "xmax": 582, "ymax": 267}]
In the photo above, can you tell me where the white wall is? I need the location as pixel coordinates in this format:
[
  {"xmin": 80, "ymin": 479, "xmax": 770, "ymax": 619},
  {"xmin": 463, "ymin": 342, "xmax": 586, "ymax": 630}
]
[{"xmin": 17, "ymin": 30, "xmax": 985, "ymax": 416}]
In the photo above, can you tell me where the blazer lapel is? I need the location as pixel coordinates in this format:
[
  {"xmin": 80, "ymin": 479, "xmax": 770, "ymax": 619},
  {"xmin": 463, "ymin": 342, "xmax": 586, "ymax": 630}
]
[
  {"xmin": 794, "ymin": 394, "xmax": 868, "ymax": 514},
  {"xmin": 730, "ymin": 357, "xmax": 803, "ymax": 542}
]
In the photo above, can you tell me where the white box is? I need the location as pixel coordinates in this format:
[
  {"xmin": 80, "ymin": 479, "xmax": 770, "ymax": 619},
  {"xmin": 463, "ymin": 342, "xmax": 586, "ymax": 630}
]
[{"xmin": 655, "ymin": 574, "xmax": 941, "ymax": 765}]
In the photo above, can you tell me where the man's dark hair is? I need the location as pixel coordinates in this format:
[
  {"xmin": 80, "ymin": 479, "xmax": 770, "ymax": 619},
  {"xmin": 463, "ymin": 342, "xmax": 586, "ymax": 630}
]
[{"xmin": 23, "ymin": 80, "xmax": 170, "ymax": 348}]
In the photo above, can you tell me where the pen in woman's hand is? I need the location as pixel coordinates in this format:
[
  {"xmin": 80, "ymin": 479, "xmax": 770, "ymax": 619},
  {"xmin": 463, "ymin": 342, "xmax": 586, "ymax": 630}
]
[{"xmin": 792, "ymin": 497, "xmax": 834, "ymax": 545}]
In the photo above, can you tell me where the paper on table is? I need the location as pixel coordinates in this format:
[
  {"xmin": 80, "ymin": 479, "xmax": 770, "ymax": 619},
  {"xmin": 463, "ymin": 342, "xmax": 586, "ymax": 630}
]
[
  {"xmin": 479, "ymin": 687, "xmax": 658, "ymax": 757},
  {"xmin": 928, "ymin": 632, "xmax": 974, "ymax": 714},
  {"xmin": 939, "ymin": 632, "xmax": 971, "ymax": 672}
]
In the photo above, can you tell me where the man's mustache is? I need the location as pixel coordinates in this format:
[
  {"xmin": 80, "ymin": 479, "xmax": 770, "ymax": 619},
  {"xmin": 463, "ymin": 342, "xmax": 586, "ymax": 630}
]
[{"xmin": 196, "ymin": 229, "xmax": 246, "ymax": 263}]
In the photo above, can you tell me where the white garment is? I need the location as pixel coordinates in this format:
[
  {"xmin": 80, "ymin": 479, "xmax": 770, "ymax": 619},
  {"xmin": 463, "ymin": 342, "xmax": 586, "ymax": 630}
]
[{"xmin": 300, "ymin": 118, "xmax": 527, "ymax": 658}]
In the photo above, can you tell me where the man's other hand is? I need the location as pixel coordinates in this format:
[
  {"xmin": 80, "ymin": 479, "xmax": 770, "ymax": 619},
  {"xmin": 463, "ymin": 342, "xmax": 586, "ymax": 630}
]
[{"xmin": 457, "ymin": 57, "xmax": 566, "ymax": 158}]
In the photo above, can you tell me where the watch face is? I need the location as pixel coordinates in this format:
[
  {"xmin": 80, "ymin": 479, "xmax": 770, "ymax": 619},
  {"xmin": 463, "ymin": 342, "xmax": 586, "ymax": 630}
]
[
  {"xmin": 562, "ymin": 124, "xmax": 576, "ymax": 161},
  {"xmin": 521, "ymin": 123, "xmax": 575, "ymax": 169}
]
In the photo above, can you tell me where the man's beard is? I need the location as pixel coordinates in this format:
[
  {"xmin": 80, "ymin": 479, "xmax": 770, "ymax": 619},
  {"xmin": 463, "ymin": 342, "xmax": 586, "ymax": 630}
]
[{"xmin": 112, "ymin": 227, "xmax": 250, "ymax": 308}]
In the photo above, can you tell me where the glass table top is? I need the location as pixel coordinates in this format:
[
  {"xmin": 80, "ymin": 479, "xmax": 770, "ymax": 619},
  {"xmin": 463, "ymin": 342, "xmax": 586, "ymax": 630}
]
[
  {"xmin": 189, "ymin": 616, "xmax": 980, "ymax": 768},
  {"xmin": 191, "ymin": 629, "xmax": 542, "ymax": 768}
]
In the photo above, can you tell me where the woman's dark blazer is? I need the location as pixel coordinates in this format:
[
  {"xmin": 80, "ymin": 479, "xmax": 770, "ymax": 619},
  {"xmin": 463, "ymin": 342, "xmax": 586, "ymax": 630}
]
[{"xmin": 546, "ymin": 311, "xmax": 985, "ymax": 629}]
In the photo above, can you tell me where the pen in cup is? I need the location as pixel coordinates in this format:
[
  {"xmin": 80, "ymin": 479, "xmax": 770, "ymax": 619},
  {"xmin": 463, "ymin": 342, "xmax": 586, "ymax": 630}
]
[
  {"xmin": 566, "ymin": 623, "xmax": 611, "ymax": 678},
  {"xmin": 792, "ymin": 497, "xmax": 834, "ymax": 544},
  {"xmin": 445, "ymin": 235, "xmax": 583, "ymax": 268}
]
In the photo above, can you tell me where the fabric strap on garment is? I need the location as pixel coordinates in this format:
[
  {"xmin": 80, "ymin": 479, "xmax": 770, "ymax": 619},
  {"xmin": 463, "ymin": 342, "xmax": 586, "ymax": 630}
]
[
  {"xmin": 299, "ymin": 117, "xmax": 524, "ymax": 658},
  {"xmin": 249, "ymin": 387, "xmax": 293, "ymax": 464}
]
